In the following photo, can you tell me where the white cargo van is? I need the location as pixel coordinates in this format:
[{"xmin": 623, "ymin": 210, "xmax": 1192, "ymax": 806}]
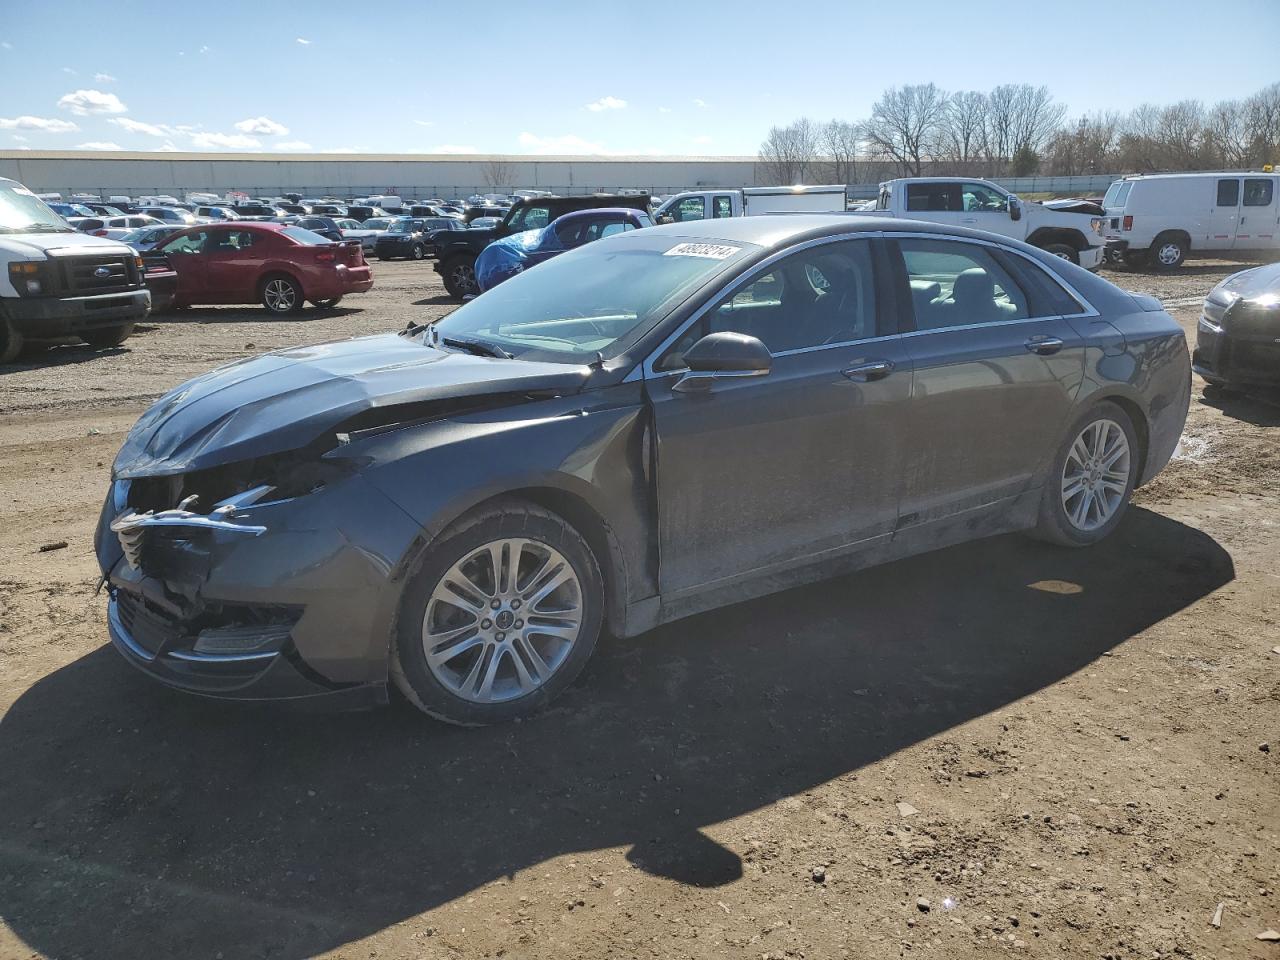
[
  {"xmin": 0, "ymin": 177, "xmax": 150, "ymax": 362},
  {"xmin": 1102, "ymin": 172, "xmax": 1280, "ymax": 270},
  {"xmin": 368, "ymin": 195, "xmax": 405, "ymax": 213},
  {"xmin": 653, "ymin": 185, "xmax": 848, "ymax": 222}
]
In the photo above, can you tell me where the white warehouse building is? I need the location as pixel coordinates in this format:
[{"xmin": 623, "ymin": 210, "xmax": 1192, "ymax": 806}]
[{"xmin": 0, "ymin": 150, "xmax": 764, "ymax": 200}]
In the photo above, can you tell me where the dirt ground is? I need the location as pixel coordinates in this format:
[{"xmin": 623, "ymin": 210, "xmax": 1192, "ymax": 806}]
[{"xmin": 0, "ymin": 257, "xmax": 1277, "ymax": 960}]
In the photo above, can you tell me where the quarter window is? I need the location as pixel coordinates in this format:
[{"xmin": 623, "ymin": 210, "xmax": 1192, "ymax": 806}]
[
  {"xmin": 712, "ymin": 195, "xmax": 734, "ymax": 218},
  {"xmin": 897, "ymin": 238, "xmax": 1029, "ymax": 331},
  {"xmin": 160, "ymin": 231, "xmax": 209, "ymax": 255},
  {"xmin": 1243, "ymin": 178, "xmax": 1274, "ymax": 207},
  {"xmin": 1217, "ymin": 179, "xmax": 1240, "ymax": 207},
  {"xmin": 209, "ymin": 229, "xmax": 258, "ymax": 251}
]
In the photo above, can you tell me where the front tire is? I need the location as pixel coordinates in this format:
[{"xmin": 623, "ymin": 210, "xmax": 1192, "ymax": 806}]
[
  {"xmin": 1042, "ymin": 242, "xmax": 1079, "ymax": 264},
  {"xmin": 0, "ymin": 315, "xmax": 24, "ymax": 364},
  {"xmin": 80, "ymin": 322, "xmax": 135, "ymax": 348},
  {"xmin": 441, "ymin": 254, "xmax": 478, "ymax": 299},
  {"xmin": 1151, "ymin": 234, "xmax": 1187, "ymax": 271},
  {"xmin": 391, "ymin": 500, "xmax": 604, "ymax": 725},
  {"xmin": 261, "ymin": 275, "xmax": 303, "ymax": 315},
  {"xmin": 410, "ymin": 244, "xmax": 425, "ymax": 261},
  {"xmin": 1032, "ymin": 402, "xmax": 1139, "ymax": 547}
]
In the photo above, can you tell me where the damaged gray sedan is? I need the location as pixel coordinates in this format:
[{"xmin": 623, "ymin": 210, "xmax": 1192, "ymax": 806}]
[{"xmin": 97, "ymin": 217, "xmax": 1191, "ymax": 724}]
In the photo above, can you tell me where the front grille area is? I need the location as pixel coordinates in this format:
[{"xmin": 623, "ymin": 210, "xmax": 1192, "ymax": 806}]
[
  {"xmin": 116, "ymin": 591, "xmax": 186, "ymax": 656},
  {"xmin": 56, "ymin": 254, "xmax": 139, "ymax": 295},
  {"xmin": 115, "ymin": 524, "xmax": 213, "ymax": 581}
]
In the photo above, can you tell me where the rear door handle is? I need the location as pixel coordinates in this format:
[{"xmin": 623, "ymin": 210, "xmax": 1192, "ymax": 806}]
[
  {"xmin": 1025, "ymin": 336, "xmax": 1065, "ymax": 356},
  {"xmin": 842, "ymin": 359, "xmax": 895, "ymax": 382}
]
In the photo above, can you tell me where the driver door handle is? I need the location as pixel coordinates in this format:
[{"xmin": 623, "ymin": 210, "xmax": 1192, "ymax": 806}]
[
  {"xmin": 1025, "ymin": 335, "xmax": 1065, "ymax": 356},
  {"xmin": 842, "ymin": 359, "xmax": 895, "ymax": 382}
]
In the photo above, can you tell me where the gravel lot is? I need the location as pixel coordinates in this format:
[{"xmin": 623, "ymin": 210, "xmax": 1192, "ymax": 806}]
[{"xmin": 1, "ymin": 258, "xmax": 1277, "ymax": 960}]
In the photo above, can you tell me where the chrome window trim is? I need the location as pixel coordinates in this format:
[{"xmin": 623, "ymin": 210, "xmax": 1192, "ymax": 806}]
[{"xmin": 641, "ymin": 232, "xmax": 884, "ymax": 379}]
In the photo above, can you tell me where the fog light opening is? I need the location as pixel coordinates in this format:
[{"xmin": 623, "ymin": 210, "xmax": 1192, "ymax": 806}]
[{"xmin": 193, "ymin": 622, "xmax": 292, "ymax": 656}]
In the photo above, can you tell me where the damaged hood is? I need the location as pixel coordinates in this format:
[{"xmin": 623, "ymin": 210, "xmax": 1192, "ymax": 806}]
[{"xmin": 113, "ymin": 333, "xmax": 592, "ymax": 478}]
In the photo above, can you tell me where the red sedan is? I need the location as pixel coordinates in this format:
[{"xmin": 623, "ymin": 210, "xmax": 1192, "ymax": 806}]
[{"xmin": 153, "ymin": 222, "xmax": 373, "ymax": 314}]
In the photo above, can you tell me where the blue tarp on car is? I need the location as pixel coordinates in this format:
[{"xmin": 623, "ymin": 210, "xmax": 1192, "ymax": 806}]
[{"xmin": 475, "ymin": 227, "xmax": 566, "ymax": 291}]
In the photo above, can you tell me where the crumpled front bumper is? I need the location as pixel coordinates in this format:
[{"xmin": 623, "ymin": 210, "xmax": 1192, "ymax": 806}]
[{"xmin": 97, "ymin": 472, "xmax": 424, "ymax": 704}]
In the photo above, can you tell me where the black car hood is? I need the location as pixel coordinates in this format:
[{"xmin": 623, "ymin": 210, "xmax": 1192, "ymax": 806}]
[
  {"xmin": 113, "ymin": 333, "xmax": 592, "ymax": 479},
  {"xmin": 1214, "ymin": 261, "xmax": 1280, "ymax": 303}
]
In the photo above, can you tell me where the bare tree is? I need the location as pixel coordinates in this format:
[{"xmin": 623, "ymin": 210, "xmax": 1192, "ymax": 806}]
[
  {"xmin": 481, "ymin": 158, "xmax": 513, "ymax": 190},
  {"xmin": 981, "ymin": 84, "xmax": 1064, "ymax": 172},
  {"xmin": 864, "ymin": 84, "xmax": 949, "ymax": 176},
  {"xmin": 758, "ymin": 118, "xmax": 819, "ymax": 184},
  {"xmin": 1208, "ymin": 100, "xmax": 1251, "ymax": 167},
  {"xmin": 1244, "ymin": 82, "xmax": 1280, "ymax": 165},
  {"xmin": 938, "ymin": 90, "xmax": 988, "ymax": 169},
  {"xmin": 1045, "ymin": 113, "xmax": 1121, "ymax": 175},
  {"xmin": 819, "ymin": 119, "xmax": 862, "ymax": 183}
]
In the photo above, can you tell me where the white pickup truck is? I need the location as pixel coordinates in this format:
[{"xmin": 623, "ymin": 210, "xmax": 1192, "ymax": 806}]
[
  {"xmin": 1, "ymin": 177, "xmax": 151, "ymax": 363},
  {"xmin": 866, "ymin": 178, "xmax": 1105, "ymax": 270},
  {"xmin": 653, "ymin": 184, "xmax": 848, "ymax": 223}
]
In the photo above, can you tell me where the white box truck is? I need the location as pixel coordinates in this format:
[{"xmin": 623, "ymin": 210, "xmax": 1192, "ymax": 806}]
[
  {"xmin": 653, "ymin": 184, "xmax": 849, "ymax": 222},
  {"xmin": 1, "ymin": 177, "xmax": 150, "ymax": 363}
]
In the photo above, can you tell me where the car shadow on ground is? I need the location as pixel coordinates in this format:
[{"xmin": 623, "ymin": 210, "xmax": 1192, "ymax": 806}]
[
  {"xmin": 152, "ymin": 305, "xmax": 361, "ymax": 323},
  {"xmin": 412, "ymin": 294, "xmax": 459, "ymax": 307},
  {"xmin": 1199, "ymin": 386, "xmax": 1280, "ymax": 426},
  {"xmin": 0, "ymin": 508, "xmax": 1232, "ymax": 959},
  {"xmin": 4, "ymin": 341, "xmax": 131, "ymax": 370}
]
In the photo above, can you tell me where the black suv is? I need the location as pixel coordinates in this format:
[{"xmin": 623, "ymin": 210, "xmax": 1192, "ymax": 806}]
[
  {"xmin": 374, "ymin": 217, "xmax": 468, "ymax": 261},
  {"xmin": 433, "ymin": 193, "xmax": 650, "ymax": 298}
]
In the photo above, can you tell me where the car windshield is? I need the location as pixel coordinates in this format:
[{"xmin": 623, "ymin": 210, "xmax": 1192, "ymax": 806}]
[
  {"xmin": 388, "ymin": 221, "xmax": 416, "ymax": 234},
  {"xmin": 427, "ymin": 234, "xmax": 757, "ymax": 364},
  {"xmin": 364, "ymin": 219, "xmax": 391, "ymax": 230},
  {"xmin": 0, "ymin": 182, "xmax": 75, "ymax": 233}
]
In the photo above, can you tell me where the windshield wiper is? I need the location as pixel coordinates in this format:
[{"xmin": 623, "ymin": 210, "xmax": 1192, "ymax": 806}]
[{"xmin": 441, "ymin": 336, "xmax": 512, "ymax": 360}]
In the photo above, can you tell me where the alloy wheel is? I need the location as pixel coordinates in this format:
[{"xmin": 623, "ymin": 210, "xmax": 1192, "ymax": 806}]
[
  {"xmin": 421, "ymin": 538, "xmax": 583, "ymax": 703},
  {"xmin": 264, "ymin": 279, "xmax": 296, "ymax": 312},
  {"xmin": 450, "ymin": 263, "xmax": 476, "ymax": 294},
  {"xmin": 1061, "ymin": 418, "xmax": 1131, "ymax": 531}
]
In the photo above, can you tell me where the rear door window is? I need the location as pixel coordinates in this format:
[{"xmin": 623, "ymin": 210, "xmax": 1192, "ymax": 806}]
[
  {"xmin": 1243, "ymin": 178, "xmax": 1275, "ymax": 207},
  {"xmin": 712, "ymin": 195, "xmax": 734, "ymax": 218},
  {"xmin": 896, "ymin": 238, "xmax": 1029, "ymax": 331},
  {"xmin": 906, "ymin": 183, "xmax": 962, "ymax": 212}
]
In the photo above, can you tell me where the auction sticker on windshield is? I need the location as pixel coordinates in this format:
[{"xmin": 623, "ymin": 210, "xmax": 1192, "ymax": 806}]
[{"xmin": 663, "ymin": 242, "xmax": 741, "ymax": 260}]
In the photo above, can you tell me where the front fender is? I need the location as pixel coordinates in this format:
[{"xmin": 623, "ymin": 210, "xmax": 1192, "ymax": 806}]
[{"xmin": 346, "ymin": 383, "xmax": 655, "ymax": 608}]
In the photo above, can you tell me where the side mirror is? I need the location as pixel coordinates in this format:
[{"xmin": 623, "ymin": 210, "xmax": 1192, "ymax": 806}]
[
  {"xmin": 673, "ymin": 332, "xmax": 771, "ymax": 393},
  {"xmin": 1009, "ymin": 197, "xmax": 1022, "ymax": 222},
  {"xmin": 657, "ymin": 213, "xmax": 674, "ymax": 225}
]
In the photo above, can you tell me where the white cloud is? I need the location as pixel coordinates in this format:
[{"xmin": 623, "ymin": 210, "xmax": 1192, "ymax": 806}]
[
  {"xmin": 110, "ymin": 117, "xmax": 176, "ymax": 137},
  {"xmin": 234, "ymin": 116, "xmax": 289, "ymax": 136},
  {"xmin": 0, "ymin": 115, "xmax": 79, "ymax": 133},
  {"xmin": 296, "ymin": 37, "xmax": 311, "ymax": 45},
  {"xmin": 428, "ymin": 144, "xmax": 477, "ymax": 154},
  {"xmin": 1, "ymin": 42, "xmax": 12, "ymax": 50},
  {"xmin": 692, "ymin": 135, "xmax": 713, "ymax": 145},
  {"xmin": 319, "ymin": 146, "xmax": 363, "ymax": 153},
  {"xmin": 585, "ymin": 96, "xmax": 626, "ymax": 112},
  {"xmin": 11, "ymin": 134, "xmax": 27, "ymax": 142},
  {"xmin": 157, "ymin": 141, "xmax": 180, "ymax": 152},
  {"xmin": 190, "ymin": 131, "xmax": 260, "ymax": 149},
  {"xmin": 93, "ymin": 72, "xmax": 116, "ymax": 83},
  {"xmin": 75, "ymin": 141, "xmax": 123, "ymax": 150},
  {"xmin": 414, "ymin": 119, "xmax": 434, "ymax": 127},
  {"xmin": 692, "ymin": 98, "xmax": 707, "ymax": 108},
  {"xmin": 274, "ymin": 140, "xmax": 312, "ymax": 151},
  {"xmin": 61, "ymin": 66, "xmax": 76, "ymax": 75},
  {"xmin": 58, "ymin": 89, "xmax": 127, "ymax": 116},
  {"xmin": 658, "ymin": 106, "xmax": 671, "ymax": 114},
  {"xmin": 517, "ymin": 132, "xmax": 607, "ymax": 155},
  {"xmin": 199, "ymin": 45, "xmax": 209, "ymax": 54}
]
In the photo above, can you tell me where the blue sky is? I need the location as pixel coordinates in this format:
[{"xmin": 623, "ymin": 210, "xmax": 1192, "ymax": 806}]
[{"xmin": 1, "ymin": 0, "xmax": 1275, "ymax": 156}]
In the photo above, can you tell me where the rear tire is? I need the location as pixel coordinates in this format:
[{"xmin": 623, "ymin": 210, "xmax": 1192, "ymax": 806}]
[
  {"xmin": 1151, "ymin": 234, "xmax": 1187, "ymax": 271},
  {"xmin": 261, "ymin": 275, "xmax": 304, "ymax": 315},
  {"xmin": 441, "ymin": 254, "xmax": 478, "ymax": 300},
  {"xmin": 1042, "ymin": 242, "xmax": 1079, "ymax": 264},
  {"xmin": 80, "ymin": 322, "xmax": 135, "ymax": 348},
  {"xmin": 390, "ymin": 499, "xmax": 604, "ymax": 726},
  {"xmin": 0, "ymin": 316, "xmax": 23, "ymax": 364},
  {"xmin": 1031, "ymin": 401, "xmax": 1139, "ymax": 548}
]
